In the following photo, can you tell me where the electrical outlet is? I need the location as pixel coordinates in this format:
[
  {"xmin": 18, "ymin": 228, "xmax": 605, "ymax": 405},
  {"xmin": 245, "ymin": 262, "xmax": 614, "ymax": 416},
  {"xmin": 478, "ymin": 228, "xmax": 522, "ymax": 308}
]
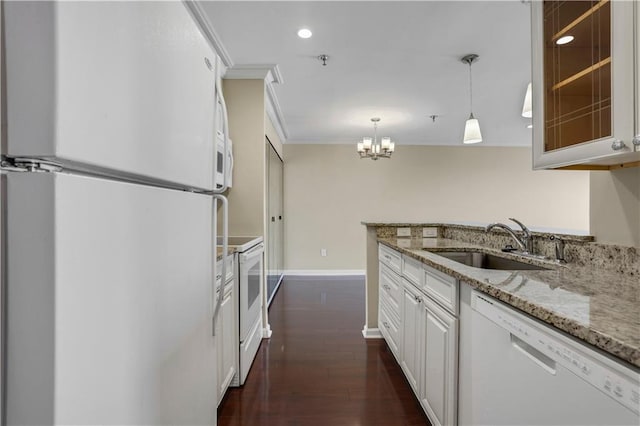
[
  {"xmin": 321, "ymin": 248, "xmax": 327, "ymax": 257},
  {"xmin": 423, "ymin": 227, "xmax": 438, "ymax": 238},
  {"xmin": 397, "ymin": 227, "xmax": 411, "ymax": 237}
]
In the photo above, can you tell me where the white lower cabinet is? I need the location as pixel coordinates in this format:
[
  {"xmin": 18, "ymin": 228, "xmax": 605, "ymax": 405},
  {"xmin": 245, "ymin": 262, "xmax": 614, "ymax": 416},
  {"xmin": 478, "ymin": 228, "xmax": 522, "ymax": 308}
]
[
  {"xmin": 216, "ymin": 254, "xmax": 237, "ymax": 406},
  {"xmin": 401, "ymin": 278, "xmax": 422, "ymax": 394},
  {"xmin": 420, "ymin": 296, "xmax": 458, "ymax": 426},
  {"xmin": 378, "ymin": 244, "xmax": 459, "ymax": 426},
  {"xmin": 380, "ymin": 305, "xmax": 402, "ymax": 360}
]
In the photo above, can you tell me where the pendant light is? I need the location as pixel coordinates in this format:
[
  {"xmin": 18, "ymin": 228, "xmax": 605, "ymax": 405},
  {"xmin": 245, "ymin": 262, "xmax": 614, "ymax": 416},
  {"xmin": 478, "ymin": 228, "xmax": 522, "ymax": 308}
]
[{"xmin": 461, "ymin": 54, "xmax": 482, "ymax": 144}]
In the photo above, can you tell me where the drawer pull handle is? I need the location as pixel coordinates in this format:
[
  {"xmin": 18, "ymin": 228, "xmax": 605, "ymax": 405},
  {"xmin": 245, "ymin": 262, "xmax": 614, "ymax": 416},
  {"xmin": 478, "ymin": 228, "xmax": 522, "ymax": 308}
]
[
  {"xmin": 384, "ymin": 255, "xmax": 392, "ymax": 260},
  {"xmin": 415, "ymin": 295, "xmax": 422, "ymax": 303},
  {"xmin": 383, "ymin": 321, "xmax": 390, "ymax": 329},
  {"xmin": 383, "ymin": 284, "xmax": 391, "ymax": 290}
]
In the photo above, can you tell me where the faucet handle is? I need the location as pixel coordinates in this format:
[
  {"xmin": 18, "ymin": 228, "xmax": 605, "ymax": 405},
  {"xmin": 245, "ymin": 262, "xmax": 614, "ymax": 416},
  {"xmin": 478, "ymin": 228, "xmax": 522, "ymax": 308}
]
[{"xmin": 550, "ymin": 235, "xmax": 567, "ymax": 264}]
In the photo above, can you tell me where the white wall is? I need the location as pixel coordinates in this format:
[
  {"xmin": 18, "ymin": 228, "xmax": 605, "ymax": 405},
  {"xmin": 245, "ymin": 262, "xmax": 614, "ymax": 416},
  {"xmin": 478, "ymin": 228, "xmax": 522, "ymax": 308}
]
[
  {"xmin": 283, "ymin": 144, "xmax": 590, "ymax": 271},
  {"xmin": 590, "ymin": 167, "xmax": 640, "ymax": 247}
]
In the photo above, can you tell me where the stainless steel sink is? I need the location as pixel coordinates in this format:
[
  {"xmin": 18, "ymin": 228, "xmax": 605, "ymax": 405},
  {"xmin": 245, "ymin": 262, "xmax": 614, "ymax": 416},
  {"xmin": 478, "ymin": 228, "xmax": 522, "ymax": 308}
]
[{"xmin": 434, "ymin": 251, "xmax": 550, "ymax": 271}]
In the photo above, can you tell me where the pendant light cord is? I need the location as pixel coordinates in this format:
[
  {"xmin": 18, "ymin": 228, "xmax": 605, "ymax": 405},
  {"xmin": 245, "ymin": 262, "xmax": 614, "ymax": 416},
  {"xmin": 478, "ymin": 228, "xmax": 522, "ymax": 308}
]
[{"xmin": 468, "ymin": 61, "xmax": 473, "ymax": 116}]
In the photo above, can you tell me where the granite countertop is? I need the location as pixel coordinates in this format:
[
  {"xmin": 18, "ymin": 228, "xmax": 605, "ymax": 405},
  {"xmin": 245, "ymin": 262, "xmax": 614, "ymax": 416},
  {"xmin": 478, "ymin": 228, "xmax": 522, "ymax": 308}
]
[
  {"xmin": 378, "ymin": 236, "xmax": 640, "ymax": 368},
  {"xmin": 363, "ymin": 221, "xmax": 595, "ymax": 241},
  {"xmin": 216, "ymin": 246, "xmax": 238, "ymax": 261}
]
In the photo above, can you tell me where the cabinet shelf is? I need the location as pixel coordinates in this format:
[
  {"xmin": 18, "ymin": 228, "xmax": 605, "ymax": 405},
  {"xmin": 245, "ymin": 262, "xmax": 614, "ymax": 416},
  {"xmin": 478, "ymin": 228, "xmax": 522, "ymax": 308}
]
[
  {"xmin": 551, "ymin": 57, "xmax": 611, "ymax": 91},
  {"xmin": 545, "ymin": 98, "xmax": 611, "ymax": 128},
  {"xmin": 550, "ymin": 0, "xmax": 609, "ymax": 42}
]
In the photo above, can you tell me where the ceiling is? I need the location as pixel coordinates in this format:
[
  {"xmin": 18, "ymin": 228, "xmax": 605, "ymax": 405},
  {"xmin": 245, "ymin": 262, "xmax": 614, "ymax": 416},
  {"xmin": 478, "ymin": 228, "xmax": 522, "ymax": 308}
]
[{"xmin": 202, "ymin": 1, "xmax": 533, "ymax": 147}]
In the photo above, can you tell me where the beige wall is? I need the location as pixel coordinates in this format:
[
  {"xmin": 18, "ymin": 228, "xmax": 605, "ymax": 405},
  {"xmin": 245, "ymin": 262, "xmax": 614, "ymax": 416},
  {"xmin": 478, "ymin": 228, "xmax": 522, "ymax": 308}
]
[
  {"xmin": 589, "ymin": 167, "xmax": 640, "ymax": 247},
  {"xmin": 283, "ymin": 144, "xmax": 590, "ymax": 271},
  {"xmin": 223, "ymin": 79, "xmax": 266, "ymax": 237}
]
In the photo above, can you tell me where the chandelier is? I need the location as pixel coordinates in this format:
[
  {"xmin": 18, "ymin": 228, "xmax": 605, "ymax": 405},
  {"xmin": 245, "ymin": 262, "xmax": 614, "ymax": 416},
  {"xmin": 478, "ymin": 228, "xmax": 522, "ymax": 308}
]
[{"xmin": 356, "ymin": 117, "xmax": 395, "ymax": 160}]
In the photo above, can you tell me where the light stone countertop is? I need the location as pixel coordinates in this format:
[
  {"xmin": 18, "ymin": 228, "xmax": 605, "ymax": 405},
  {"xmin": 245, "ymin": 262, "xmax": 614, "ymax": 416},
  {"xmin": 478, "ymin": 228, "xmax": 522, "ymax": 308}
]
[
  {"xmin": 378, "ymin": 236, "xmax": 640, "ymax": 368},
  {"xmin": 216, "ymin": 246, "xmax": 238, "ymax": 261}
]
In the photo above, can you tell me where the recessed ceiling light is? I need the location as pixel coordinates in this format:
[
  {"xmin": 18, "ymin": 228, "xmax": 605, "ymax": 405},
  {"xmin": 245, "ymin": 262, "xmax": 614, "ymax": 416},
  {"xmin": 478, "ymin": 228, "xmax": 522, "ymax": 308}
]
[
  {"xmin": 297, "ymin": 28, "xmax": 312, "ymax": 39},
  {"xmin": 556, "ymin": 35, "xmax": 574, "ymax": 45}
]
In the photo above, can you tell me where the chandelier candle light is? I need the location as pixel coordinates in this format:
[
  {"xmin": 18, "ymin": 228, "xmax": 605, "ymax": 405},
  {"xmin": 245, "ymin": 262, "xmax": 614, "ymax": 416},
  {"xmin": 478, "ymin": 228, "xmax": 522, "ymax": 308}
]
[
  {"xmin": 461, "ymin": 54, "xmax": 482, "ymax": 144},
  {"xmin": 357, "ymin": 117, "xmax": 395, "ymax": 160}
]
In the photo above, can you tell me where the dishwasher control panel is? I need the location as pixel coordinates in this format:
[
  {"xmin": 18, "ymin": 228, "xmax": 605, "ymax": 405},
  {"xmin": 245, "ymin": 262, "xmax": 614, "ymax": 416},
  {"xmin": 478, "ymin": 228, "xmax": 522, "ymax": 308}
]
[{"xmin": 472, "ymin": 291, "xmax": 640, "ymax": 415}]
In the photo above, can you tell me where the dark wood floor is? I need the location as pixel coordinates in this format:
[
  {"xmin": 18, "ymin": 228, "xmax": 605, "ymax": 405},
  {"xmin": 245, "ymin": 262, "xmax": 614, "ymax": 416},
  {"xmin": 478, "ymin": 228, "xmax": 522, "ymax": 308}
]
[{"xmin": 218, "ymin": 276, "xmax": 430, "ymax": 426}]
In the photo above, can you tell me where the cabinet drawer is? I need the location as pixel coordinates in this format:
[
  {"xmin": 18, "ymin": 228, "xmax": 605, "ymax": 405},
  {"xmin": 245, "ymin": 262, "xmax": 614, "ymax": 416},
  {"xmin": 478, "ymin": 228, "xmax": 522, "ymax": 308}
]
[
  {"xmin": 402, "ymin": 254, "xmax": 424, "ymax": 287},
  {"xmin": 379, "ymin": 244, "xmax": 401, "ymax": 275},
  {"xmin": 379, "ymin": 304, "xmax": 402, "ymax": 361},
  {"xmin": 216, "ymin": 254, "xmax": 235, "ymax": 285},
  {"xmin": 423, "ymin": 266, "xmax": 458, "ymax": 315},
  {"xmin": 379, "ymin": 263, "xmax": 402, "ymax": 317}
]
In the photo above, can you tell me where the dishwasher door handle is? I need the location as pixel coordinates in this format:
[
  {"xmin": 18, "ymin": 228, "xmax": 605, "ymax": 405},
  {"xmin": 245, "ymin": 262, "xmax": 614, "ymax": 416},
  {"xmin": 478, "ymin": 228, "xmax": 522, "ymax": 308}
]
[{"xmin": 511, "ymin": 334, "xmax": 556, "ymax": 375}]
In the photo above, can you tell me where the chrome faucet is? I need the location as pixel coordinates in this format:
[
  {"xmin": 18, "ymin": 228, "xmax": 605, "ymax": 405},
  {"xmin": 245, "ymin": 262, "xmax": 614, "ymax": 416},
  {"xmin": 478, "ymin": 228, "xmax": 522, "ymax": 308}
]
[{"xmin": 485, "ymin": 218, "xmax": 534, "ymax": 254}]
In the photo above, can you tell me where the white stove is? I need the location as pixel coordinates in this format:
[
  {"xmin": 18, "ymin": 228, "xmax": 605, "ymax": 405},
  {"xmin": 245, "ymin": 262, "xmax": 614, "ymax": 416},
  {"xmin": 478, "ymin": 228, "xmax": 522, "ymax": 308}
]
[{"xmin": 217, "ymin": 235, "xmax": 264, "ymax": 385}]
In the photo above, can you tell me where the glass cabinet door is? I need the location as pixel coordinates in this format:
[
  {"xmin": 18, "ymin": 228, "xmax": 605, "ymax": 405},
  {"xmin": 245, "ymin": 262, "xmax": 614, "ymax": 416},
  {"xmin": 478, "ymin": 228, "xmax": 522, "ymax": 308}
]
[
  {"xmin": 543, "ymin": 0, "xmax": 611, "ymax": 152},
  {"xmin": 532, "ymin": 0, "xmax": 637, "ymax": 169}
]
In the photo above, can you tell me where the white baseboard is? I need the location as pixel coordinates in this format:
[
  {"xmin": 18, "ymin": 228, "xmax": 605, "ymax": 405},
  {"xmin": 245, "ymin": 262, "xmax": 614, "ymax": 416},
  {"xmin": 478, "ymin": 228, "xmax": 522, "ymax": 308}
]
[
  {"xmin": 284, "ymin": 269, "xmax": 365, "ymax": 276},
  {"xmin": 362, "ymin": 326, "xmax": 383, "ymax": 339}
]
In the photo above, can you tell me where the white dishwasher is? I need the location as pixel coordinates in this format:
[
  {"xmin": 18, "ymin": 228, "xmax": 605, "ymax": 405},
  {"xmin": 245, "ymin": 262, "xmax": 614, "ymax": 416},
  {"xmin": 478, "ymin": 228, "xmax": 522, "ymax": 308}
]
[{"xmin": 459, "ymin": 284, "xmax": 639, "ymax": 426}]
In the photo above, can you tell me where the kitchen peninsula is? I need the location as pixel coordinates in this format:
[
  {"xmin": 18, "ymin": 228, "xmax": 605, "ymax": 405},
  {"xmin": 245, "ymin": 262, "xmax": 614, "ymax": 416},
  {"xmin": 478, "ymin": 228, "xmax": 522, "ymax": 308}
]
[{"xmin": 363, "ymin": 222, "xmax": 639, "ymax": 426}]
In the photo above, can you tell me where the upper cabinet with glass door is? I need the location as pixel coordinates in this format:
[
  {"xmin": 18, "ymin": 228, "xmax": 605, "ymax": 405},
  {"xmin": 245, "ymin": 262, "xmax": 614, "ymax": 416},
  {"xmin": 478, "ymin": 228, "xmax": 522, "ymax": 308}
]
[{"xmin": 531, "ymin": 0, "xmax": 639, "ymax": 169}]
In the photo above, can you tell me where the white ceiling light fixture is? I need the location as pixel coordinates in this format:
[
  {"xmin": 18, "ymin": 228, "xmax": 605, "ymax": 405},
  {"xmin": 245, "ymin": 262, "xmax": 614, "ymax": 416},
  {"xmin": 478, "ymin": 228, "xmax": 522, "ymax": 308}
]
[
  {"xmin": 461, "ymin": 54, "xmax": 482, "ymax": 144},
  {"xmin": 356, "ymin": 117, "xmax": 395, "ymax": 160},
  {"xmin": 297, "ymin": 28, "xmax": 312, "ymax": 39},
  {"xmin": 556, "ymin": 35, "xmax": 574, "ymax": 45},
  {"xmin": 522, "ymin": 82, "xmax": 532, "ymax": 118}
]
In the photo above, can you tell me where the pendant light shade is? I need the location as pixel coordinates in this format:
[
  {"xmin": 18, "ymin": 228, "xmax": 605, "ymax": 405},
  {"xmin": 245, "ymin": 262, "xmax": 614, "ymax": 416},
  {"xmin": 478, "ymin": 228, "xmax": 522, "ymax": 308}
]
[
  {"xmin": 463, "ymin": 113, "xmax": 482, "ymax": 144},
  {"xmin": 461, "ymin": 54, "xmax": 482, "ymax": 144},
  {"xmin": 522, "ymin": 82, "xmax": 532, "ymax": 118}
]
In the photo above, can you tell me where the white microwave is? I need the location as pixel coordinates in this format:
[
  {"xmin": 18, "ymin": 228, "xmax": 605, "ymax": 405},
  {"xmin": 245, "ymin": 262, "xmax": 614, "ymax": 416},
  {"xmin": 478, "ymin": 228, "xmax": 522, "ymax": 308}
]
[{"xmin": 215, "ymin": 134, "xmax": 233, "ymax": 191}]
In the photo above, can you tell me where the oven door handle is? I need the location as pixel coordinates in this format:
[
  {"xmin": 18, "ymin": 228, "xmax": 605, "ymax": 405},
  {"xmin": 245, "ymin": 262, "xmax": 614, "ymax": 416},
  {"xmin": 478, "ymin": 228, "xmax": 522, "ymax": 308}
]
[{"xmin": 212, "ymin": 194, "xmax": 228, "ymax": 335}]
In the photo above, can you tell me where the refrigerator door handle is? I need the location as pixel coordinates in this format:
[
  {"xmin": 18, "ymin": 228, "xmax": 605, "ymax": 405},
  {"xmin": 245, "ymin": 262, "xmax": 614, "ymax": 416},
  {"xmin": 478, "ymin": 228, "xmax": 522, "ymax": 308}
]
[{"xmin": 212, "ymin": 193, "xmax": 228, "ymax": 335}]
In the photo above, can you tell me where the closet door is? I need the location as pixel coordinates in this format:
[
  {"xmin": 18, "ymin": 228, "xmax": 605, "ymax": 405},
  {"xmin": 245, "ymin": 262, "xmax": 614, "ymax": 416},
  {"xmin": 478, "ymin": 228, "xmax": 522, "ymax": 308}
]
[{"xmin": 266, "ymin": 140, "xmax": 284, "ymax": 306}]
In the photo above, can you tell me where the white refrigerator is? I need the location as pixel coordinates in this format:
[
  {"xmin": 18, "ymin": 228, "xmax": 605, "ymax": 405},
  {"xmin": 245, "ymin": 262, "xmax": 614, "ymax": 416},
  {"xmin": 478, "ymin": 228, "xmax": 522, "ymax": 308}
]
[{"xmin": 1, "ymin": 1, "xmax": 227, "ymax": 425}]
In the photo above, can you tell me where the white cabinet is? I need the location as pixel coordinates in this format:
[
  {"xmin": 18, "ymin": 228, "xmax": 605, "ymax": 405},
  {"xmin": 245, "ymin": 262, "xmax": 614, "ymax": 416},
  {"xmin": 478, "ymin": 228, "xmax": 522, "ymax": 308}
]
[
  {"xmin": 379, "ymin": 260, "xmax": 403, "ymax": 362},
  {"xmin": 215, "ymin": 254, "xmax": 237, "ymax": 406},
  {"xmin": 377, "ymin": 243, "xmax": 460, "ymax": 425},
  {"xmin": 531, "ymin": 0, "xmax": 639, "ymax": 169},
  {"xmin": 420, "ymin": 296, "xmax": 458, "ymax": 426},
  {"xmin": 401, "ymin": 278, "xmax": 422, "ymax": 395}
]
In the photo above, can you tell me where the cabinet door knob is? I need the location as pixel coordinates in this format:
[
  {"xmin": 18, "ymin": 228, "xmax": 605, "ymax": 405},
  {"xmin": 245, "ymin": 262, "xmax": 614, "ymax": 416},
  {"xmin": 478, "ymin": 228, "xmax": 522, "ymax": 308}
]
[{"xmin": 611, "ymin": 140, "xmax": 627, "ymax": 151}]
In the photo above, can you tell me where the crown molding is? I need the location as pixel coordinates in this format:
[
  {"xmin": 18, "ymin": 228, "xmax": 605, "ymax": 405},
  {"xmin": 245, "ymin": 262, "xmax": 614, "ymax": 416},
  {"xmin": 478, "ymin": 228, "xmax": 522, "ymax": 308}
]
[
  {"xmin": 223, "ymin": 64, "xmax": 283, "ymax": 83},
  {"xmin": 265, "ymin": 81, "xmax": 289, "ymax": 142},
  {"xmin": 182, "ymin": 0, "xmax": 234, "ymax": 68}
]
